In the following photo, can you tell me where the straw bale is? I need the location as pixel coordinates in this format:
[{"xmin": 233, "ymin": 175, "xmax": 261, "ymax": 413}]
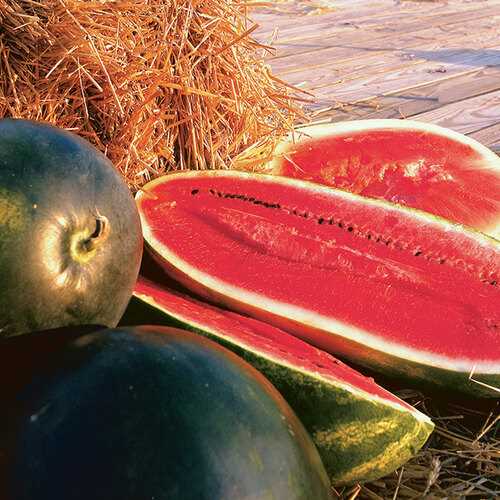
[{"xmin": 0, "ymin": 0, "xmax": 302, "ymax": 190}]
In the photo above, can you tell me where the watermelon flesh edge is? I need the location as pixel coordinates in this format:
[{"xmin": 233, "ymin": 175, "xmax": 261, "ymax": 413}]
[
  {"xmin": 264, "ymin": 119, "xmax": 500, "ymax": 240},
  {"xmin": 136, "ymin": 170, "xmax": 500, "ymax": 397},
  {"xmin": 132, "ymin": 276, "xmax": 434, "ymax": 485}
]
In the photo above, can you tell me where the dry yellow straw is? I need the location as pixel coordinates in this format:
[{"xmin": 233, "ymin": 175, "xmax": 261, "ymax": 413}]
[{"xmin": 0, "ymin": 0, "xmax": 303, "ymax": 190}]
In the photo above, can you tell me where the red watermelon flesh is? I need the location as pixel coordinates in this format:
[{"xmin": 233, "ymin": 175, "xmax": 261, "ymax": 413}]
[
  {"xmin": 137, "ymin": 170, "xmax": 500, "ymax": 396},
  {"xmin": 265, "ymin": 120, "xmax": 500, "ymax": 239},
  {"xmin": 133, "ymin": 277, "xmax": 434, "ymax": 485}
]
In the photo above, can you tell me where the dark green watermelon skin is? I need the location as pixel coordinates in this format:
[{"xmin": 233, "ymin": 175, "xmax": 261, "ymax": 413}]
[
  {"xmin": 4, "ymin": 325, "xmax": 332, "ymax": 500},
  {"xmin": 0, "ymin": 119, "xmax": 142, "ymax": 337}
]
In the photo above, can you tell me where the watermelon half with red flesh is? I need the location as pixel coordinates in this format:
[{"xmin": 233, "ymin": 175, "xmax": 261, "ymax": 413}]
[
  {"xmin": 133, "ymin": 277, "xmax": 434, "ymax": 485},
  {"xmin": 136, "ymin": 170, "xmax": 500, "ymax": 397},
  {"xmin": 264, "ymin": 119, "xmax": 500, "ymax": 239}
]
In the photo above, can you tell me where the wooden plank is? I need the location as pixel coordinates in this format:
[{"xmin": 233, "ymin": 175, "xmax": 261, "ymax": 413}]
[
  {"xmin": 254, "ymin": 4, "xmax": 500, "ymax": 58},
  {"xmin": 277, "ymin": 48, "xmax": 500, "ymax": 97},
  {"xmin": 404, "ymin": 88, "xmax": 500, "ymax": 135},
  {"xmin": 269, "ymin": 17, "xmax": 500, "ymax": 85},
  {"xmin": 469, "ymin": 123, "xmax": 500, "ymax": 152},
  {"xmin": 309, "ymin": 45, "xmax": 500, "ymax": 104},
  {"xmin": 361, "ymin": 68, "xmax": 500, "ymax": 120},
  {"xmin": 253, "ymin": 0, "xmax": 500, "ymax": 43},
  {"xmin": 267, "ymin": 13, "xmax": 500, "ymax": 76},
  {"xmin": 259, "ymin": 7, "xmax": 500, "ymax": 63},
  {"xmin": 253, "ymin": 2, "xmax": 417, "ymax": 39},
  {"xmin": 305, "ymin": 67, "xmax": 500, "ymax": 125}
]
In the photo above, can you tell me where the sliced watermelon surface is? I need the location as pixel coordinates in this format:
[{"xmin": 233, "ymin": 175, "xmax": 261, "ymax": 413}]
[
  {"xmin": 137, "ymin": 171, "xmax": 500, "ymax": 396},
  {"xmin": 266, "ymin": 120, "xmax": 500, "ymax": 239},
  {"xmin": 133, "ymin": 277, "xmax": 433, "ymax": 485}
]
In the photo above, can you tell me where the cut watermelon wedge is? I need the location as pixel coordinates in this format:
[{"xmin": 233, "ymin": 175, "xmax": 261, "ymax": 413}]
[
  {"xmin": 264, "ymin": 120, "xmax": 500, "ymax": 239},
  {"xmin": 133, "ymin": 276, "xmax": 434, "ymax": 485},
  {"xmin": 137, "ymin": 170, "xmax": 500, "ymax": 397}
]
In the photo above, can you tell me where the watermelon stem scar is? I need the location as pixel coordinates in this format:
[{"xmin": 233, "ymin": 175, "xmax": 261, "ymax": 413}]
[
  {"xmin": 191, "ymin": 187, "xmax": 498, "ymax": 289},
  {"xmin": 84, "ymin": 216, "xmax": 109, "ymax": 249},
  {"xmin": 70, "ymin": 215, "xmax": 110, "ymax": 264}
]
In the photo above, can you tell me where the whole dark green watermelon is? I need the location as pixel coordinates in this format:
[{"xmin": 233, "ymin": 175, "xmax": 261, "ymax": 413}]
[
  {"xmin": 3, "ymin": 325, "xmax": 332, "ymax": 500},
  {"xmin": 0, "ymin": 119, "xmax": 142, "ymax": 337}
]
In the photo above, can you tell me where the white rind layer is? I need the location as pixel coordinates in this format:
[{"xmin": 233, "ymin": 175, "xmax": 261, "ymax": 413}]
[{"xmin": 271, "ymin": 119, "xmax": 500, "ymax": 167}]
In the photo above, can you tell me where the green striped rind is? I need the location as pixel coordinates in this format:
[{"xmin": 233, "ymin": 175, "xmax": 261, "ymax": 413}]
[
  {"xmin": 127, "ymin": 293, "xmax": 434, "ymax": 486},
  {"xmin": 338, "ymin": 341, "xmax": 500, "ymax": 399},
  {"xmin": 263, "ymin": 361, "xmax": 433, "ymax": 485}
]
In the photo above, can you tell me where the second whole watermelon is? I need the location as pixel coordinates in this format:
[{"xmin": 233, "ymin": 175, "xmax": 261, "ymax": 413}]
[{"xmin": 2, "ymin": 325, "xmax": 332, "ymax": 500}]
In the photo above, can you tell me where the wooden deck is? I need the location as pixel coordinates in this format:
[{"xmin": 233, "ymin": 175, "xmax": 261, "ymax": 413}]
[{"xmin": 251, "ymin": 0, "xmax": 500, "ymax": 152}]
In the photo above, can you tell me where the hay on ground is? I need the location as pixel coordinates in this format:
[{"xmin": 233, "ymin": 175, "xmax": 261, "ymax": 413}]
[
  {"xmin": 0, "ymin": 0, "xmax": 303, "ymax": 190},
  {"xmin": 335, "ymin": 388, "xmax": 499, "ymax": 499}
]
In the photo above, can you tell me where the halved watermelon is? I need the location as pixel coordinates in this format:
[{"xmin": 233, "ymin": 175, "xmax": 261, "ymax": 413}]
[
  {"xmin": 137, "ymin": 170, "xmax": 500, "ymax": 396},
  {"xmin": 132, "ymin": 277, "xmax": 434, "ymax": 485},
  {"xmin": 263, "ymin": 120, "xmax": 500, "ymax": 239}
]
